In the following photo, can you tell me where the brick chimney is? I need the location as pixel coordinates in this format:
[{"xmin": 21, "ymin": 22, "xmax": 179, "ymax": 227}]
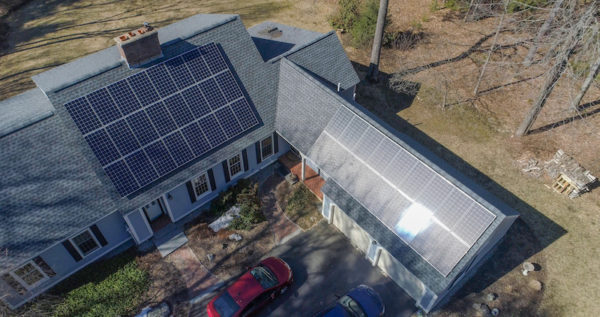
[{"xmin": 114, "ymin": 23, "xmax": 162, "ymax": 68}]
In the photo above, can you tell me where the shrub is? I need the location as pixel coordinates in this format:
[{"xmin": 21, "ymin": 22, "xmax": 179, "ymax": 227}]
[
  {"xmin": 286, "ymin": 185, "xmax": 313, "ymax": 212},
  {"xmin": 329, "ymin": 0, "xmax": 361, "ymax": 30},
  {"xmin": 209, "ymin": 178, "xmax": 254, "ymax": 216},
  {"xmin": 52, "ymin": 252, "xmax": 149, "ymax": 317},
  {"xmin": 350, "ymin": 0, "xmax": 381, "ymax": 47},
  {"xmin": 227, "ymin": 180, "xmax": 264, "ymax": 230},
  {"xmin": 229, "ymin": 201, "xmax": 266, "ymax": 230}
]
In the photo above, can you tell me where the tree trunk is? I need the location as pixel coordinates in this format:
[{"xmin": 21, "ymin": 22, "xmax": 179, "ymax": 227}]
[
  {"xmin": 515, "ymin": 3, "xmax": 596, "ymax": 136},
  {"xmin": 515, "ymin": 59, "xmax": 568, "ymax": 136},
  {"xmin": 367, "ymin": 0, "xmax": 389, "ymax": 82},
  {"xmin": 473, "ymin": 0, "xmax": 508, "ymax": 95},
  {"xmin": 523, "ymin": 0, "xmax": 564, "ymax": 67},
  {"xmin": 570, "ymin": 53, "xmax": 600, "ymax": 110}
]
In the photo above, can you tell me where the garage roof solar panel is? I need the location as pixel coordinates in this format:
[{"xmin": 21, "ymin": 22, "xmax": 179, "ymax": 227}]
[
  {"xmin": 64, "ymin": 43, "xmax": 259, "ymax": 197},
  {"xmin": 313, "ymin": 106, "xmax": 496, "ymax": 276}
]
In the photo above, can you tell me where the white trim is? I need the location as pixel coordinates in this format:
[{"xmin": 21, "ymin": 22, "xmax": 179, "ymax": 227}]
[
  {"xmin": 8, "ymin": 261, "xmax": 49, "ymax": 291},
  {"xmin": 228, "ymin": 153, "xmax": 243, "ymax": 179},
  {"xmin": 259, "ymin": 135, "xmax": 274, "ymax": 161},
  {"xmin": 162, "ymin": 195, "xmax": 176, "ymax": 222},
  {"xmin": 6, "ymin": 237, "xmax": 132, "ymax": 310},
  {"xmin": 191, "ymin": 171, "xmax": 212, "ymax": 201},
  {"xmin": 124, "ymin": 210, "xmax": 153, "ymax": 244},
  {"xmin": 69, "ymin": 228, "xmax": 101, "ymax": 259}
]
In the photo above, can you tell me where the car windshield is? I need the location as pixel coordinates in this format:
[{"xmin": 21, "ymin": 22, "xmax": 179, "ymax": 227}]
[
  {"xmin": 214, "ymin": 292, "xmax": 240, "ymax": 317},
  {"xmin": 338, "ymin": 295, "xmax": 367, "ymax": 317},
  {"xmin": 250, "ymin": 264, "xmax": 279, "ymax": 289}
]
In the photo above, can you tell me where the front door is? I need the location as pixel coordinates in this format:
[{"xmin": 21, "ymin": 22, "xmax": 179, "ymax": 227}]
[{"xmin": 143, "ymin": 198, "xmax": 165, "ymax": 222}]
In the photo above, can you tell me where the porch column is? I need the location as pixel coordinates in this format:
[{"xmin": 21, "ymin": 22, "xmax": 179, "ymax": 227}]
[{"xmin": 301, "ymin": 156, "xmax": 306, "ymax": 181}]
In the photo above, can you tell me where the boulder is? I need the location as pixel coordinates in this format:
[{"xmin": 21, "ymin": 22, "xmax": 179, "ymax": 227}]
[{"xmin": 207, "ymin": 253, "xmax": 215, "ymax": 262}]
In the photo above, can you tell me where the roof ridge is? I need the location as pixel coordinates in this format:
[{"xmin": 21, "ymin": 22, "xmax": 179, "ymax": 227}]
[{"xmin": 268, "ymin": 31, "xmax": 336, "ymax": 64}]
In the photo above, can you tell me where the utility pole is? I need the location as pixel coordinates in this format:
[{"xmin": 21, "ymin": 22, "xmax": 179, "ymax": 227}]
[{"xmin": 366, "ymin": 0, "xmax": 389, "ymax": 82}]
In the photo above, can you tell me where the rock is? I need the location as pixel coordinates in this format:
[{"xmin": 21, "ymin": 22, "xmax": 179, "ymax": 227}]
[
  {"xmin": 523, "ymin": 262, "xmax": 535, "ymax": 272},
  {"xmin": 491, "ymin": 308, "xmax": 500, "ymax": 316},
  {"xmin": 229, "ymin": 233, "xmax": 243, "ymax": 241},
  {"xmin": 528, "ymin": 279, "xmax": 543, "ymax": 291},
  {"xmin": 207, "ymin": 253, "xmax": 215, "ymax": 262},
  {"xmin": 472, "ymin": 303, "xmax": 490, "ymax": 315},
  {"xmin": 485, "ymin": 293, "xmax": 497, "ymax": 302},
  {"xmin": 285, "ymin": 173, "xmax": 298, "ymax": 184}
]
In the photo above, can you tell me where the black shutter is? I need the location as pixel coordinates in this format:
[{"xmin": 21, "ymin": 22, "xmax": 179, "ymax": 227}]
[
  {"xmin": 62, "ymin": 240, "xmax": 82, "ymax": 262},
  {"xmin": 186, "ymin": 181, "xmax": 197, "ymax": 203},
  {"xmin": 222, "ymin": 160, "xmax": 231, "ymax": 182},
  {"xmin": 207, "ymin": 169, "xmax": 216, "ymax": 191},
  {"xmin": 273, "ymin": 132, "xmax": 279, "ymax": 153},
  {"xmin": 90, "ymin": 225, "xmax": 108, "ymax": 247},
  {"xmin": 255, "ymin": 141, "xmax": 262, "ymax": 164},
  {"xmin": 242, "ymin": 149, "xmax": 249, "ymax": 171}
]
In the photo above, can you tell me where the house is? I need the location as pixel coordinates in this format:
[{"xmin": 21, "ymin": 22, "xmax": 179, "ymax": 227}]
[{"xmin": 0, "ymin": 13, "xmax": 518, "ymax": 312}]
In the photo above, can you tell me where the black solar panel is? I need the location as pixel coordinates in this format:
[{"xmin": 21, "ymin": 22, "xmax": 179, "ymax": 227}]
[{"xmin": 63, "ymin": 43, "xmax": 259, "ymax": 196}]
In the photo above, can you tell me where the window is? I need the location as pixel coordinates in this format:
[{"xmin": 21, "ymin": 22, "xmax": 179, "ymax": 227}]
[
  {"xmin": 260, "ymin": 136, "xmax": 273, "ymax": 160},
  {"xmin": 71, "ymin": 229, "xmax": 100, "ymax": 257},
  {"xmin": 13, "ymin": 263, "xmax": 45, "ymax": 286},
  {"xmin": 2, "ymin": 273, "xmax": 26, "ymax": 294},
  {"xmin": 228, "ymin": 154, "xmax": 242, "ymax": 178},
  {"xmin": 4, "ymin": 257, "xmax": 55, "ymax": 293},
  {"xmin": 192, "ymin": 173, "xmax": 211, "ymax": 199}
]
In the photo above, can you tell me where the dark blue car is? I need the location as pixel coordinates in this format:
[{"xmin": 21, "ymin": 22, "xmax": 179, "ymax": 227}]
[{"xmin": 315, "ymin": 285, "xmax": 385, "ymax": 317}]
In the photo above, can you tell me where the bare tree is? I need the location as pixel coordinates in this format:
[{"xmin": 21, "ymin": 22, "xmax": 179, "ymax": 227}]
[
  {"xmin": 516, "ymin": 3, "xmax": 597, "ymax": 136},
  {"xmin": 523, "ymin": 0, "xmax": 565, "ymax": 66},
  {"xmin": 569, "ymin": 25, "xmax": 600, "ymax": 110},
  {"xmin": 367, "ymin": 0, "xmax": 389, "ymax": 82},
  {"xmin": 473, "ymin": 0, "xmax": 509, "ymax": 96}
]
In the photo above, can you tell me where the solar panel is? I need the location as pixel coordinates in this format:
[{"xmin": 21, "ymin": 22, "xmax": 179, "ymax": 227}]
[
  {"xmin": 146, "ymin": 102, "xmax": 177, "ymax": 136},
  {"xmin": 63, "ymin": 43, "xmax": 259, "ymax": 197},
  {"xmin": 230, "ymin": 99, "xmax": 259, "ymax": 130},
  {"xmin": 127, "ymin": 72, "xmax": 159, "ymax": 106},
  {"xmin": 87, "ymin": 88, "xmax": 121, "ymax": 124},
  {"xmin": 105, "ymin": 160, "xmax": 139, "ymax": 195},
  {"xmin": 106, "ymin": 119, "xmax": 140, "ymax": 156},
  {"xmin": 181, "ymin": 85, "xmax": 211, "ymax": 118},
  {"xmin": 147, "ymin": 63, "xmax": 178, "ymax": 98},
  {"xmin": 126, "ymin": 150, "xmax": 158, "ymax": 187},
  {"xmin": 312, "ymin": 107, "xmax": 497, "ymax": 276},
  {"xmin": 164, "ymin": 94, "xmax": 194, "ymax": 127},
  {"xmin": 107, "ymin": 80, "xmax": 141, "ymax": 115},
  {"xmin": 64, "ymin": 97, "xmax": 101, "ymax": 134},
  {"xmin": 199, "ymin": 78, "xmax": 226, "ymax": 110},
  {"xmin": 164, "ymin": 56, "xmax": 195, "ymax": 90},
  {"xmin": 215, "ymin": 106, "xmax": 242, "ymax": 138}
]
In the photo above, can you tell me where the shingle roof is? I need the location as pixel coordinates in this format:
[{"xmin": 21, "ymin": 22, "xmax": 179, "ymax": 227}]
[
  {"xmin": 0, "ymin": 114, "xmax": 117, "ymax": 270},
  {"xmin": 0, "ymin": 88, "xmax": 54, "ymax": 137},
  {"xmin": 0, "ymin": 14, "xmax": 359, "ymax": 271},
  {"xmin": 248, "ymin": 22, "xmax": 324, "ymax": 62}
]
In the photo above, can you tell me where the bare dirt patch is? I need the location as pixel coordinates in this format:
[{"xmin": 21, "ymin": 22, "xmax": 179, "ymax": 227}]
[
  {"xmin": 136, "ymin": 250, "xmax": 189, "ymax": 316},
  {"xmin": 185, "ymin": 221, "xmax": 275, "ymax": 281}
]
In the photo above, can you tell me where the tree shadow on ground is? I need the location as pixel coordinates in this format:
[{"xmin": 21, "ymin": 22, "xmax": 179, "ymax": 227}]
[
  {"xmin": 351, "ymin": 61, "xmax": 566, "ymax": 314},
  {"xmin": 528, "ymin": 99, "xmax": 600, "ymax": 134}
]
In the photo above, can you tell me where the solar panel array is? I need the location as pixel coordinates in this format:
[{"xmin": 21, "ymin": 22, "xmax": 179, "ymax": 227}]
[
  {"xmin": 310, "ymin": 106, "xmax": 496, "ymax": 276},
  {"xmin": 64, "ymin": 43, "xmax": 259, "ymax": 197}
]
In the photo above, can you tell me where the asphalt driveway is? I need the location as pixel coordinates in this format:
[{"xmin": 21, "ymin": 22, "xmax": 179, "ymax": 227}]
[{"xmin": 189, "ymin": 221, "xmax": 416, "ymax": 316}]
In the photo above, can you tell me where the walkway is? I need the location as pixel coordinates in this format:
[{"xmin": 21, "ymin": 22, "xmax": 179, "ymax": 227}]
[
  {"xmin": 166, "ymin": 246, "xmax": 222, "ymax": 299},
  {"xmin": 278, "ymin": 152, "xmax": 325, "ymax": 200}
]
